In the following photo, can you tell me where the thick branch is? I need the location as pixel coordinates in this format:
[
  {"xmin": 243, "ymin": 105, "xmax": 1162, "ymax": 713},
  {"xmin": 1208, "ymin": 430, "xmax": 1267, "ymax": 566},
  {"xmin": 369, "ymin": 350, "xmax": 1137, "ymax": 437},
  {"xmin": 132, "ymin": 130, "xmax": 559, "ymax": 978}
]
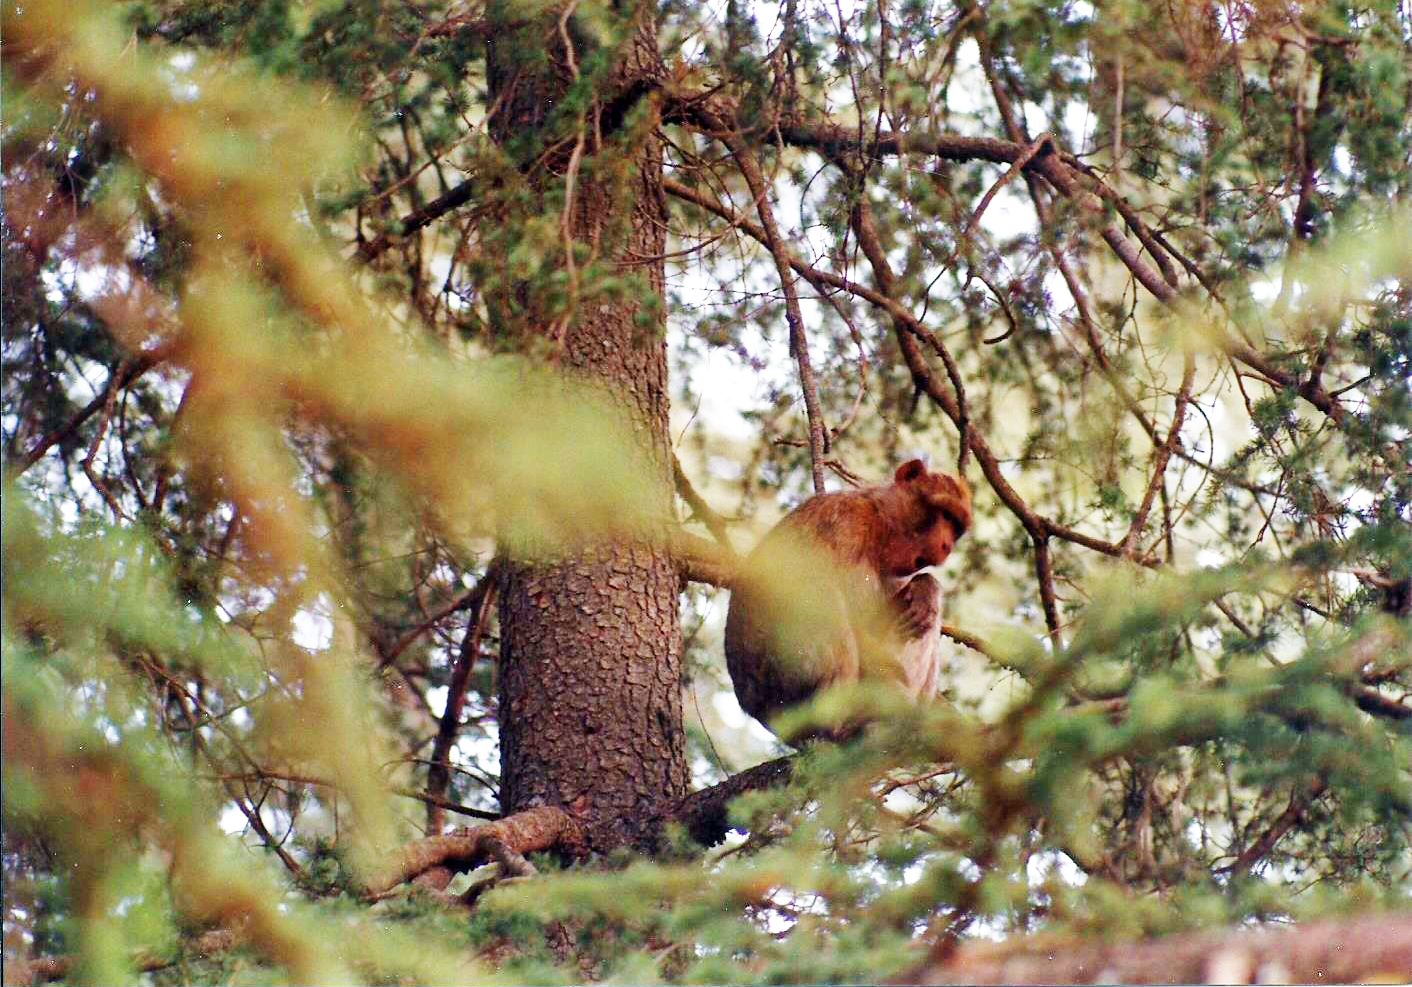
[
  {"xmin": 901, "ymin": 911, "xmax": 1412, "ymax": 985},
  {"xmin": 375, "ymin": 580, "xmax": 487, "ymax": 668},
  {"xmin": 938, "ymin": 623, "xmax": 998, "ymax": 663},
  {"xmin": 355, "ymin": 180, "xmax": 476, "ymax": 262},
  {"xmin": 1351, "ymin": 685, "xmax": 1412, "ymax": 720},
  {"xmin": 1120, "ymin": 354, "xmax": 1195, "ymax": 558},
  {"xmin": 672, "ymin": 454, "xmax": 738, "ymax": 555},
  {"xmin": 772, "ymin": 121, "xmax": 1178, "ymax": 300},
  {"xmin": 1031, "ymin": 534, "xmax": 1062, "ymax": 641},
  {"xmin": 968, "ymin": 43, "xmax": 1266, "ymax": 499},
  {"xmin": 1221, "ymin": 779, "xmax": 1327, "ymax": 877},
  {"xmin": 673, "ymin": 530, "xmax": 738, "ymax": 588},
  {"xmin": 657, "ymin": 755, "xmax": 797, "ymax": 847},
  {"xmin": 366, "ymin": 805, "xmax": 584, "ymax": 896}
]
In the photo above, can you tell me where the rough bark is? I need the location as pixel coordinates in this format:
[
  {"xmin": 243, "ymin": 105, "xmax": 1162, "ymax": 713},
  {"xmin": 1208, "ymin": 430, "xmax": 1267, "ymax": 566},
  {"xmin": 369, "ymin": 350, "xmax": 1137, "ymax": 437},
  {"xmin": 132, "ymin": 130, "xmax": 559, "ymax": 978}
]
[{"xmin": 488, "ymin": 2, "xmax": 687, "ymax": 854}]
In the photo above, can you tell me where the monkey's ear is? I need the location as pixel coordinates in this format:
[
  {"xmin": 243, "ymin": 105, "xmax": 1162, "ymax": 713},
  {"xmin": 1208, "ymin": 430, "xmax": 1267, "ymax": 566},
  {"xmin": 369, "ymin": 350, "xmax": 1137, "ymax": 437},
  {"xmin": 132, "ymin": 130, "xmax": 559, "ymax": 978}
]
[{"xmin": 894, "ymin": 459, "xmax": 927, "ymax": 484}]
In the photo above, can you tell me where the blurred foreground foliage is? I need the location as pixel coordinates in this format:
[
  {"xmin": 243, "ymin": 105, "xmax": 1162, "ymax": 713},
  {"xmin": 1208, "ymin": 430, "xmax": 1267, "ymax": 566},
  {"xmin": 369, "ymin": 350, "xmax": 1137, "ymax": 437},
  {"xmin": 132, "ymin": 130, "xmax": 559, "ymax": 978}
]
[{"xmin": 4, "ymin": 0, "xmax": 1411, "ymax": 983}]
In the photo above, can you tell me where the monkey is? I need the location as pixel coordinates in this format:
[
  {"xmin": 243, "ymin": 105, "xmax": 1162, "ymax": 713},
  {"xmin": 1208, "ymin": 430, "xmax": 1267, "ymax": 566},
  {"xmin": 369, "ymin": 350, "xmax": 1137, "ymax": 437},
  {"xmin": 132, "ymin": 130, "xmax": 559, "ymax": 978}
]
[{"xmin": 723, "ymin": 459, "xmax": 972, "ymax": 742}]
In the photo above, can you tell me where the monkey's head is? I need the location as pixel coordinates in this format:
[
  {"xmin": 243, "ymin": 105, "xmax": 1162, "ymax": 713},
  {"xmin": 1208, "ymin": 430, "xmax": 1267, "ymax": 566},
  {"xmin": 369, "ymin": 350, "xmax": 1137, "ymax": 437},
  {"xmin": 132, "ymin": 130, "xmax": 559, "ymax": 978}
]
[{"xmin": 879, "ymin": 459, "xmax": 972, "ymax": 578}]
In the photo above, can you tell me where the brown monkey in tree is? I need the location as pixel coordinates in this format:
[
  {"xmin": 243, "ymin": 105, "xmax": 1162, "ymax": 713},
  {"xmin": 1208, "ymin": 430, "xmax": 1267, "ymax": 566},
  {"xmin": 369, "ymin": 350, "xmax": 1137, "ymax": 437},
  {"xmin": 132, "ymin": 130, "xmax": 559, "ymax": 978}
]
[{"xmin": 724, "ymin": 459, "xmax": 972, "ymax": 741}]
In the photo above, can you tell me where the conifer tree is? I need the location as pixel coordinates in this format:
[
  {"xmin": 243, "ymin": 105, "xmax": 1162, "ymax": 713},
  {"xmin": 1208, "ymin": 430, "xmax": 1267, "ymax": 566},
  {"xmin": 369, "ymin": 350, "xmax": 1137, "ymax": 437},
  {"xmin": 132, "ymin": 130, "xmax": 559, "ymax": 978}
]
[{"xmin": 4, "ymin": 0, "xmax": 1410, "ymax": 982}]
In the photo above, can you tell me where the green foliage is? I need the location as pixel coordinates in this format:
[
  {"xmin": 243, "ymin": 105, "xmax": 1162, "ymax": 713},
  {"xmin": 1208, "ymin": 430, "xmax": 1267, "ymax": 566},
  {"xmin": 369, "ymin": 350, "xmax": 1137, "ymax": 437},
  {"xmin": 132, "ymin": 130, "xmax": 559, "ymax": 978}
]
[{"xmin": 4, "ymin": 0, "xmax": 1411, "ymax": 982}]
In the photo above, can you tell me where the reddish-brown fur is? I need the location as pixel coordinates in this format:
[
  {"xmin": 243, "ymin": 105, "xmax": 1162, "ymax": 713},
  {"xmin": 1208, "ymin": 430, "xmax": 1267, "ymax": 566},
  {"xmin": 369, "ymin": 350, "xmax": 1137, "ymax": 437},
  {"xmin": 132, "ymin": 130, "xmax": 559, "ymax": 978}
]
[{"xmin": 724, "ymin": 460, "xmax": 971, "ymax": 741}]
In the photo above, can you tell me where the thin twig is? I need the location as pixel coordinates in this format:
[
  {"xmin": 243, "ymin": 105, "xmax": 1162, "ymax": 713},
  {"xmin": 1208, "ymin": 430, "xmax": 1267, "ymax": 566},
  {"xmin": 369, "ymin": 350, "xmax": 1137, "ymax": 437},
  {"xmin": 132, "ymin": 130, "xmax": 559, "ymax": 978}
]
[
  {"xmin": 425, "ymin": 563, "xmax": 500, "ymax": 832},
  {"xmin": 1121, "ymin": 354, "xmax": 1196, "ymax": 558},
  {"xmin": 17, "ymin": 351, "xmax": 165, "ymax": 475},
  {"xmin": 691, "ymin": 105, "xmax": 830, "ymax": 494},
  {"xmin": 963, "ymin": 132, "xmax": 1055, "ymax": 240}
]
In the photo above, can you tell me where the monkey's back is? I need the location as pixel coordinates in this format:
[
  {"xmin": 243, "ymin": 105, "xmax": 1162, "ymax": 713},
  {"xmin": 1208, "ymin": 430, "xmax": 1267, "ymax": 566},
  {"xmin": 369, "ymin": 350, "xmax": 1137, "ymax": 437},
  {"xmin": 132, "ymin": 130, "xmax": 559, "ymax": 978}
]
[{"xmin": 723, "ymin": 490, "xmax": 889, "ymax": 734}]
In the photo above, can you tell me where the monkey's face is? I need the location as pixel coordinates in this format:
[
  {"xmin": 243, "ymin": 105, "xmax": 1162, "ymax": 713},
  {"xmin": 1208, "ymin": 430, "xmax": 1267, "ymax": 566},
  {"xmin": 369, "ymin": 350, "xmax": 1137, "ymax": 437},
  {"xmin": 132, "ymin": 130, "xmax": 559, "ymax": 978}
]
[
  {"xmin": 885, "ymin": 459, "xmax": 972, "ymax": 578},
  {"xmin": 883, "ymin": 513, "xmax": 961, "ymax": 579}
]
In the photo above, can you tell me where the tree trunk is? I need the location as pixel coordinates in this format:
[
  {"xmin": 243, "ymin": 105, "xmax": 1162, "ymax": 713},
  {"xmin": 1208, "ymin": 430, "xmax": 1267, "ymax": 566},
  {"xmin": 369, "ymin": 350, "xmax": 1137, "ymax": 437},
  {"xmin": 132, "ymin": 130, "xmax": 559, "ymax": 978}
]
[{"xmin": 487, "ymin": 2, "xmax": 686, "ymax": 854}]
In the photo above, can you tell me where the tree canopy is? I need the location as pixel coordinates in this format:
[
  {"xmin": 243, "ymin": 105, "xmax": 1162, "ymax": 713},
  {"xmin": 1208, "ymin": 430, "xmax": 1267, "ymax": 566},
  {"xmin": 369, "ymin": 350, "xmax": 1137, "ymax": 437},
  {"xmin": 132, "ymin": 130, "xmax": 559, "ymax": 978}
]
[{"xmin": 3, "ymin": 0, "xmax": 1411, "ymax": 983}]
